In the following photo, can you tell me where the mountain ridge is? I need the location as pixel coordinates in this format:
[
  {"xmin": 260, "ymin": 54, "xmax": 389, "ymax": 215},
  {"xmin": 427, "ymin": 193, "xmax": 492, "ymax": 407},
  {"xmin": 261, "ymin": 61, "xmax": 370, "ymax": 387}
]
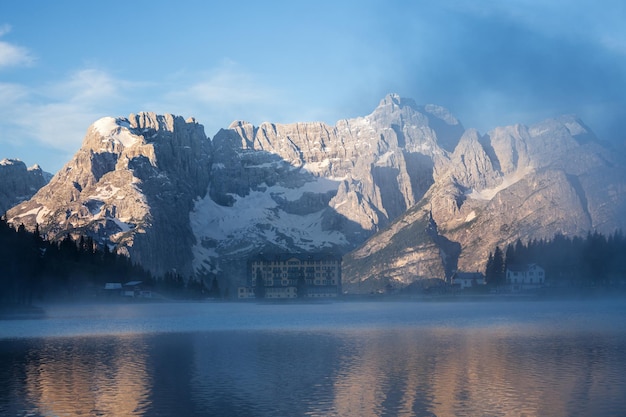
[{"xmin": 5, "ymin": 94, "xmax": 626, "ymax": 293}]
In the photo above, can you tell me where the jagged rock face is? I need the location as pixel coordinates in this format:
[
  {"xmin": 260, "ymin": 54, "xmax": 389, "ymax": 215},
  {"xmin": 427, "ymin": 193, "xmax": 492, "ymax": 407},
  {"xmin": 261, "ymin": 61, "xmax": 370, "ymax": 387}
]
[
  {"xmin": 225, "ymin": 94, "xmax": 462, "ymax": 234},
  {"xmin": 7, "ymin": 113, "xmax": 211, "ymax": 277},
  {"xmin": 189, "ymin": 94, "xmax": 464, "ymax": 285},
  {"xmin": 0, "ymin": 159, "xmax": 50, "ymax": 214},
  {"xmin": 5, "ymin": 95, "xmax": 626, "ymax": 294},
  {"xmin": 342, "ymin": 115, "xmax": 626, "ymax": 292},
  {"xmin": 190, "ymin": 128, "xmax": 353, "ymax": 281}
]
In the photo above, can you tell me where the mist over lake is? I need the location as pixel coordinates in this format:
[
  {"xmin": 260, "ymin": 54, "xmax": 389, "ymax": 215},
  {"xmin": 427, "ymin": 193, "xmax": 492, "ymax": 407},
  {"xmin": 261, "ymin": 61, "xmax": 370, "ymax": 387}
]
[{"xmin": 1, "ymin": 299, "xmax": 625, "ymax": 417}]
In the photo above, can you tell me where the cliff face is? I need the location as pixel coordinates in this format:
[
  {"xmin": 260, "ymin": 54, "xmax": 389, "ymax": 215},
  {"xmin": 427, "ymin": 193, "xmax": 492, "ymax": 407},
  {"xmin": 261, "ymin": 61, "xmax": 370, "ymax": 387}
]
[
  {"xmin": 5, "ymin": 95, "xmax": 626, "ymax": 293},
  {"xmin": 6, "ymin": 113, "xmax": 211, "ymax": 277},
  {"xmin": 342, "ymin": 115, "xmax": 626, "ymax": 291},
  {"xmin": 223, "ymin": 94, "xmax": 462, "ymax": 233},
  {"xmin": 0, "ymin": 159, "xmax": 50, "ymax": 215}
]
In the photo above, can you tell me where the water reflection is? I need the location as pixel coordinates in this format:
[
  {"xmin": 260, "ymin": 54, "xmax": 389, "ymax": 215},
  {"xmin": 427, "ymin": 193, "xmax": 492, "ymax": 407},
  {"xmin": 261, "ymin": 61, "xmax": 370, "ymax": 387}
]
[
  {"xmin": 327, "ymin": 328, "xmax": 626, "ymax": 417},
  {"xmin": 23, "ymin": 335, "xmax": 150, "ymax": 417},
  {"xmin": 190, "ymin": 331, "xmax": 347, "ymax": 416},
  {"xmin": 1, "ymin": 302, "xmax": 625, "ymax": 416},
  {"xmin": 185, "ymin": 327, "xmax": 626, "ymax": 417}
]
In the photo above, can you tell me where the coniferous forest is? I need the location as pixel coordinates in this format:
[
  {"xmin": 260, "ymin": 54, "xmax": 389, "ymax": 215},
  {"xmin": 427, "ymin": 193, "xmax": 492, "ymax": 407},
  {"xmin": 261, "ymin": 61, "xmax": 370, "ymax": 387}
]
[
  {"xmin": 0, "ymin": 217, "xmax": 214, "ymax": 306},
  {"xmin": 485, "ymin": 231, "xmax": 626, "ymax": 290}
]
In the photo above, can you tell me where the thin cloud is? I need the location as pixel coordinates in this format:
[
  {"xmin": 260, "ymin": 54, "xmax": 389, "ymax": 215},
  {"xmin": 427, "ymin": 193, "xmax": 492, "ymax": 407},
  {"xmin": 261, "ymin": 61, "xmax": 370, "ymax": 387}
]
[
  {"xmin": 165, "ymin": 60, "xmax": 280, "ymax": 106},
  {"xmin": 442, "ymin": 0, "xmax": 626, "ymax": 58},
  {"xmin": 380, "ymin": 0, "xmax": 626, "ymax": 139},
  {"xmin": 3, "ymin": 1, "xmax": 625, "ymax": 173},
  {"xmin": 157, "ymin": 60, "xmax": 289, "ymax": 135},
  {"xmin": 0, "ymin": 24, "xmax": 35, "ymax": 68},
  {"xmin": 45, "ymin": 68, "xmax": 127, "ymax": 104},
  {"xmin": 4, "ymin": 69, "xmax": 133, "ymax": 152}
]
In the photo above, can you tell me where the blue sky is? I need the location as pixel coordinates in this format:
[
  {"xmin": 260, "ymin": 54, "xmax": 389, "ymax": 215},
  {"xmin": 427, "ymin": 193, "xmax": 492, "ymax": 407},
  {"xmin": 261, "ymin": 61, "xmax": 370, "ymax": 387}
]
[{"xmin": 1, "ymin": 0, "xmax": 625, "ymax": 173}]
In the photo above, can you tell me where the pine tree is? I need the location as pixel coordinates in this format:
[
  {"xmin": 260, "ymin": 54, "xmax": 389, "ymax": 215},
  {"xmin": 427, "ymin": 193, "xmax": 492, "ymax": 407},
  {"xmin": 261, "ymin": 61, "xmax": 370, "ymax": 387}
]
[{"xmin": 485, "ymin": 246, "xmax": 505, "ymax": 287}]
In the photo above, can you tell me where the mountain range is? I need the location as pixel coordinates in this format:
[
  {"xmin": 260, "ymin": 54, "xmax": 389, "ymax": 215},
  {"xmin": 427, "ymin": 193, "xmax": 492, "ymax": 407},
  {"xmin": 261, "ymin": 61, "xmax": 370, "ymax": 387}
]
[{"xmin": 4, "ymin": 94, "xmax": 626, "ymax": 293}]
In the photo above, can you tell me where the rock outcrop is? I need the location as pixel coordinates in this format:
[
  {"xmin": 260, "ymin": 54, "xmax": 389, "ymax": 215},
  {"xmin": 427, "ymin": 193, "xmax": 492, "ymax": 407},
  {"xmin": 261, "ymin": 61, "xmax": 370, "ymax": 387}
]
[
  {"xmin": 0, "ymin": 159, "xmax": 50, "ymax": 214},
  {"xmin": 7, "ymin": 113, "xmax": 211, "ymax": 277}
]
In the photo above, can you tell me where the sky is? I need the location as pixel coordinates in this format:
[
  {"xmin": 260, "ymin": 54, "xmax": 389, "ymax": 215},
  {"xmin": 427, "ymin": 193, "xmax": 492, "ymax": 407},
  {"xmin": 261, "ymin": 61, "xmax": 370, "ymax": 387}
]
[{"xmin": 1, "ymin": 0, "xmax": 625, "ymax": 173}]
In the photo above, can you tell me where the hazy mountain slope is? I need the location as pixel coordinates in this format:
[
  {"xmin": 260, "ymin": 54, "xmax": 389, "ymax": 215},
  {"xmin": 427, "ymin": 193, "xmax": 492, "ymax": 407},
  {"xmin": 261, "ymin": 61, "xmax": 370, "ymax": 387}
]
[
  {"xmin": 342, "ymin": 115, "xmax": 626, "ymax": 291},
  {"xmin": 0, "ymin": 159, "xmax": 50, "ymax": 215}
]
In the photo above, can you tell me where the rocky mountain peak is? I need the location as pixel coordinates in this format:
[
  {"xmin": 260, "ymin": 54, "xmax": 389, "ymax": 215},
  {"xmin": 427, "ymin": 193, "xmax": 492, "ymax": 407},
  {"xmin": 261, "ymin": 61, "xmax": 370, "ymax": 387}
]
[
  {"xmin": 228, "ymin": 120, "xmax": 251, "ymax": 130},
  {"xmin": 367, "ymin": 93, "xmax": 464, "ymax": 153},
  {"xmin": 378, "ymin": 93, "xmax": 419, "ymax": 110},
  {"xmin": 368, "ymin": 93, "xmax": 426, "ymax": 127},
  {"xmin": 0, "ymin": 159, "xmax": 50, "ymax": 214},
  {"xmin": 7, "ymin": 112, "xmax": 211, "ymax": 277}
]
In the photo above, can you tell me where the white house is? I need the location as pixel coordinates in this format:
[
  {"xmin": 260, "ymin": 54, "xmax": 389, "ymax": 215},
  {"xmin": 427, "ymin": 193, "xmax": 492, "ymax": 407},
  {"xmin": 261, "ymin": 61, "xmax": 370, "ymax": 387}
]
[
  {"xmin": 452, "ymin": 272, "xmax": 486, "ymax": 289},
  {"xmin": 506, "ymin": 264, "xmax": 545, "ymax": 292}
]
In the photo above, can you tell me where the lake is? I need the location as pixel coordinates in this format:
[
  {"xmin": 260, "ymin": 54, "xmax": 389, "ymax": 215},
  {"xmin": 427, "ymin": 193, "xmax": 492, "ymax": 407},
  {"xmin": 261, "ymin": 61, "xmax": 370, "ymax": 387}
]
[{"xmin": 1, "ymin": 299, "xmax": 625, "ymax": 416}]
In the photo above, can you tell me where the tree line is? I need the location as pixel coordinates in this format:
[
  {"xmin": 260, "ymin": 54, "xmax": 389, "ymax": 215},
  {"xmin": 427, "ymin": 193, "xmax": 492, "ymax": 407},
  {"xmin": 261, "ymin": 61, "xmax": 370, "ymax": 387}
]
[
  {"xmin": 485, "ymin": 231, "xmax": 626, "ymax": 288},
  {"xmin": 0, "ymin": 216, "xmax": 219, "ymax": 305}
]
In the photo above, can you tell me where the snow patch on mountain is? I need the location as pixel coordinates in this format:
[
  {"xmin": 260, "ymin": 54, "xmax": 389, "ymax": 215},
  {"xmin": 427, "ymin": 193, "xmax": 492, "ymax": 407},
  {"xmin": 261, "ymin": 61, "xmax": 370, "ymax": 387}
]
[
  {"xmin": 467, "ymin": 166, "xmax": 533, "ymax": 201},
  {"xmin": 189, "ymin": 178, "xmax": 349, "ymax": 273},
  {"xmin": 191, "ymin": 185, "xmax": 347, "ymax": 246},
  {"xmin": 109, "ymin": 217, "xmax": 134, "ymax": 233},
  {"xmin": 92, "ymin": 117, "xmax": 138, "ymax": 147},
  {"xmin": 36, "ymin": 207, "xmax": 50, "ymax": 224},
  {"xmin": 91, "ymin": 185, "xmax": 123, "ymax": 200},
  {"xmin": 18, "ymin": 206, "xmax": 41, "ymax": 218}
]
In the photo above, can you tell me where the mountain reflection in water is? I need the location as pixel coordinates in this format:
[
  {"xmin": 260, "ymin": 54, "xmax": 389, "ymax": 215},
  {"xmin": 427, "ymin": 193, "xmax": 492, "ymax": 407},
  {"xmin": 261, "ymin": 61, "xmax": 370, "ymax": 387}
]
[
  {"xmin": 21, "ymin": 336, "xmax": 151, "ymax": 416},
  {"xmin": 0, "ymin": 300, "xmax": 625, "ymax": 417}
]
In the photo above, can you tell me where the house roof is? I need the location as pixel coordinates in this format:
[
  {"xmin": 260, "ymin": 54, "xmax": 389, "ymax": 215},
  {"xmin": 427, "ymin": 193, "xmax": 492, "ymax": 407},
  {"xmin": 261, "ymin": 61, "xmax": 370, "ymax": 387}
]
[
  {"xmin": 507, "ymin": 263, "xmax": 544, "ymax": 272},
  {"xmin": 104, "ymin": 283, "xmax": 122, "ymax": 290},
  {"xmin": 251, "ymin": 253, "xmax": 342, "ymax": 263}
]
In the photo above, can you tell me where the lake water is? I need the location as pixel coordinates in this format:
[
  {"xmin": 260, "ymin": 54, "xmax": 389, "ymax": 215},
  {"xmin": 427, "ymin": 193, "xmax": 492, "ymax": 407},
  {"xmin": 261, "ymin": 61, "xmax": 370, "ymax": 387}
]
[{"xmin": 1, "ymin": 299, "xmax": 625, "ymax": 417}]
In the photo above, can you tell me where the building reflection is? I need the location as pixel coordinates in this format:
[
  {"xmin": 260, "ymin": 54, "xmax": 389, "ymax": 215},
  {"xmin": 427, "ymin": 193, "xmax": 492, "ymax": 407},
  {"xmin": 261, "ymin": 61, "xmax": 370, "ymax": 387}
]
[{"xmin": 24, "ymin": 334, "xmax": 150, "ymax": 417}]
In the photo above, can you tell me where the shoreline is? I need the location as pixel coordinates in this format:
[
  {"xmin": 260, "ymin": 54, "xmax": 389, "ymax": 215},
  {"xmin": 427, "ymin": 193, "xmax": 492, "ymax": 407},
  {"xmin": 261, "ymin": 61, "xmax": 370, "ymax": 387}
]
[{"xmin": 0, "ymin": 304, "xmax": 46, "ymax": 320}]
